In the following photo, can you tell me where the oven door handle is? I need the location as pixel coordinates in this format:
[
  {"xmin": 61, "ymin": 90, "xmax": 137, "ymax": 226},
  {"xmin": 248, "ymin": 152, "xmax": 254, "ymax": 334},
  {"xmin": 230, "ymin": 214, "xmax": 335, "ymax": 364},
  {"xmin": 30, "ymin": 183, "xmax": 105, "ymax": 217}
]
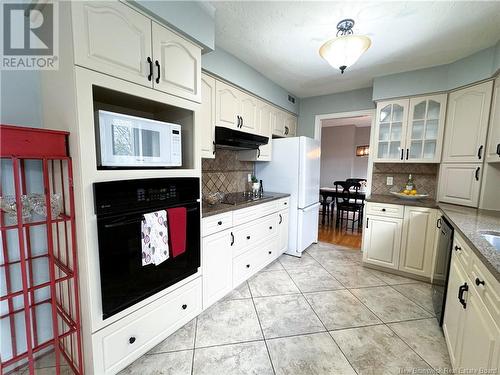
[{"xmin": 102, "ymin": 206, "xmax": 199, "ymax": 228}]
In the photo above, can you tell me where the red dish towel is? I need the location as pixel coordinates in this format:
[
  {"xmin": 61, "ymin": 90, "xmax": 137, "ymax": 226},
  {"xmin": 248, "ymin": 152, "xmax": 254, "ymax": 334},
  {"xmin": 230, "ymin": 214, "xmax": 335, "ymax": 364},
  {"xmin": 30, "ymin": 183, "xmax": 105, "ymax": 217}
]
[{"xmin": 166, "ymin": 207, "xmax": 187, "ymax": 258}]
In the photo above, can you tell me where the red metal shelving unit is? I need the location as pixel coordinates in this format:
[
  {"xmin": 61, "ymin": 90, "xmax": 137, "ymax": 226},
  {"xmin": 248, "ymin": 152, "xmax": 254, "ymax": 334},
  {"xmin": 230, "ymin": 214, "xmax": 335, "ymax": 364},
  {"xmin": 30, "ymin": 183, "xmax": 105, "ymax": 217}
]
[{"xmin": 0, "ymin": 125, "xmax": 83, "ymax": 375}]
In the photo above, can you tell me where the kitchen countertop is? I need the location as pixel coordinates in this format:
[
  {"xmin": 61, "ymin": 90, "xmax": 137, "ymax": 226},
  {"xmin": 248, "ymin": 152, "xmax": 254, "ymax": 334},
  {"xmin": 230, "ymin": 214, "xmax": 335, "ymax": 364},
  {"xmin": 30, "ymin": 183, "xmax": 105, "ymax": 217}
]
[
  {"xmin": 439, "ymin": 203, "xmax": 500, "ymax": 282},
  {"xmin": 365, "ymin": 194, "xmax": 439, "ymax": 208},
  {"xmin": 202, "ymin": 192, "xmax": 290, "ymax": 218}
]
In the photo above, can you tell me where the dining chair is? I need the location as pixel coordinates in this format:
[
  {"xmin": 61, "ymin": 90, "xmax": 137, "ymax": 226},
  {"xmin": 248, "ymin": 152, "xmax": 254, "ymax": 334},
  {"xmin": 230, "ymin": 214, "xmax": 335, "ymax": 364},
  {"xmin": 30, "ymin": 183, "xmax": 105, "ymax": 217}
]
[{"xmin": 334, "ymin": 181, "xmax": 363, "ymax": 232}]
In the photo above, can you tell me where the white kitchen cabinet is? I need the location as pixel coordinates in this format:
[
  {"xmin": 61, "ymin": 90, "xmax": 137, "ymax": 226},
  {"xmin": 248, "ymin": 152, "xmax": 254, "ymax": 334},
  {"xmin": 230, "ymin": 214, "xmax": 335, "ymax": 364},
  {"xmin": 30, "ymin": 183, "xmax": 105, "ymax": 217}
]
[
  {"xmin": 399, "ymin": 207, "xmax": 436, "ymax": 278},
  {"xmin": 442, "ymin": 81, "xmax": 493, "ymax": 163},
  {"xmin": 438, "ymin": 163, "xmax": 482, "ymax": 207},
  {"xmin": 273, "ymin": 110, "xmax": 286, "ymax": 137},
  {"xmin": 239, "ymin": 92, "xmax": 259, "ymax": 133},
  {"xmin": 443, "ymin": 252, "xmax": 468, "ymax": 367},
  {"xmin": 486, "ymin": 79, "xmax": 500, "ymax": 162},
  {"xmin": 215, "ymin": 80, "xmax": 240, "ymax": 130},
  {"xmin": 239, "ymin": 102, "xmax": 273, "ymax": 161},
  {"xmin": 284, "ymin": 114, "xmax": 297, "ymax": 137},
  {"xmin": 152, "ymin": 22, "xmax": 201, "ymax": 102},
  {"xmin": 406, "ymin": 94, "xmax": 447, "ymax": 163},
  {"xmin": 278, "ymin": 210, "xmax": 289, "ymax": 255},
  {"xmin": 362, "ymin": 215, "xmax": 402, "ymax": 270},
  {"xmin": 443, "ymin": 244, "xmax": 500, "ymax": 371},
  {"xmin": 459, "ymin": 286, "xmax": 500, "ymax": 371},
  {"xmin": 72, "ymin": 1, "xmax": 152, "ymax": 87},
  {"xmin": 373, "ymin": 99, "xmax": 409, "ymax": 162},
  {"xmin": 201, "ymin": 74, "xmax": 216, "ymax": 158},
  {"xmin": 202, "ymin": 229, "xmax": 233, "ymax": 309}
]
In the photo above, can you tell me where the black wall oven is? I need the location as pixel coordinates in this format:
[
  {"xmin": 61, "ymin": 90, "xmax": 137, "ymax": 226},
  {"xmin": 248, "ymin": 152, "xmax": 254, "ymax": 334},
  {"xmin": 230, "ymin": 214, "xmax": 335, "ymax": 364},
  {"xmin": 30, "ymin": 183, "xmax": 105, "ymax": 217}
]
[{"xmin": 94, "ymin": 177, "xmax": 200, "ymax": 319}]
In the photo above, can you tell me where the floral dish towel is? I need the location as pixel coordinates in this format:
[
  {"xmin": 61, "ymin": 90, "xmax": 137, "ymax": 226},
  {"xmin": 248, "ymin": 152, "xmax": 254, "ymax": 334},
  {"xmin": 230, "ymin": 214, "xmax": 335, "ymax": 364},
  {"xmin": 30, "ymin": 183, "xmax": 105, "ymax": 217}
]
[{"xmin": 141, "ymin": 210, "xmax": 169, "ymax": 266}]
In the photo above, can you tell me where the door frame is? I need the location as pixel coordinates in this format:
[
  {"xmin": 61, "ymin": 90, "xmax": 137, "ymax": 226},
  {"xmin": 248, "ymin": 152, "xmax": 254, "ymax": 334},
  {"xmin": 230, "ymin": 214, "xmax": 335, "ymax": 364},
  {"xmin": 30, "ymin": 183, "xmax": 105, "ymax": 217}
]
[{"xmin": 313, "ymin": 109, "xmax": 376, "ymax": 195}]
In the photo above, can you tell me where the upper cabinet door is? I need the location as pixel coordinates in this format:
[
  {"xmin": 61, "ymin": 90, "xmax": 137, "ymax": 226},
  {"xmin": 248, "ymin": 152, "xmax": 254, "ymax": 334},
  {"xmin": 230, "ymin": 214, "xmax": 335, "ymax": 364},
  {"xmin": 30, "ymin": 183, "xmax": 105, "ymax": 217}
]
[
  {"xmin": 152, "ymin": 22, "xmax": 201, "ymax": 103},
  {"xmin": 284, "ymin": 114, "xmax": 297, "ymax": 137},
  {"xmin": 442, "ymin": 81, "xmax": 493, "ymax": 163},
  {"xmin": 257, "ymin": 104, "xmax": 272, "ymax": 160},
  {"xmin": 239, "ymin": 92, "xmax": 258, "ymax": 133},
  {"xmin": 201, "ymin": 74, "xmax": 216, "ymax": 159},
  {"xmin": 406, "ymin": 94, "xmax": 447, "ymax": 163},
  {"xmin": 437, "ymin": 163, "xmax": 482, "ymax": 207},
  {"xmin": 486, "ymin": 79, "xmax": 500, "ymax": 163},
  {"xmin": 373, "ymin": 100, "xmax": 409, "ymax": 162},
  {"xmin": 215, "ymin": 81, "xmax": 240, "ymax": 130},
  {"xmin": 273, "ymin": 111, "xmax": 285, "ymax": 136},
  {"xmin": 72, "ymin": 1, "xmax": 152, "ymax": 87}
]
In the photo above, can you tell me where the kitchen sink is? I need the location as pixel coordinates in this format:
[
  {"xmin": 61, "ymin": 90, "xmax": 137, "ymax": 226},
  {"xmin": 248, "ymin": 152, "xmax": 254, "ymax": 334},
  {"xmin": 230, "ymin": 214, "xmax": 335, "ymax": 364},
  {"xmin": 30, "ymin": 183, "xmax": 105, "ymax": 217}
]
[{"xmin": 480, "ymin": 231, "xmax": 500, "ymax": 251}]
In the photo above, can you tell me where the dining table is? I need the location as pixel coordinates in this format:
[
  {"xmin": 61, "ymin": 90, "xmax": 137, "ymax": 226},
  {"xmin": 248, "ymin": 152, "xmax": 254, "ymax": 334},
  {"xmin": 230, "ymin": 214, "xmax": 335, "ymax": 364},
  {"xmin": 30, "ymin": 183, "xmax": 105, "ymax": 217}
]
[{"xmin": 319, "ymin": 187, "xmax": 367, "ymax": 225}]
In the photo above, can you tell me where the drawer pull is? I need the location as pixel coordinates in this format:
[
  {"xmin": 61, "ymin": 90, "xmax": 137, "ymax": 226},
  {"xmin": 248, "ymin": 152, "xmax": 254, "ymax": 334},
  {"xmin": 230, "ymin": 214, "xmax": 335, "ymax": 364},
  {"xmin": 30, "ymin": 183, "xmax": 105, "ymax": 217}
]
[
  {"xmin": 475, "ymin": 278, "xmax": 485, "ymax": 287},
  {"xmin": 381, "ymin": 208, "xmax": 386, "ymax": 212},
  {"xmin": 129, "ymin": 337, "xmax": 136, "ymax": 344},
  {"xmin": 246, "ymin": 264, "xmax": 250, "ymax": 268},
  {"xmin": 182, "ymin": 304, "xmax": 187, "ymax": 310},
  {"xmin": 454, "ymin": 245, "xmax": 462, "ymax": 252},
  {"xmin": 269, "ymin": 226, "xmax": 273, "ymax": 230},
  {"xmin": 230, "ymin": 232, "xmax": 234, "ymax": 246},
  {"xmin": 268, "ymin": 251, "xmax": 272, "ymax": 255},
  {"xmin": 217, "ymin": 221, "xmax": 222, "ymax": 225},
  {"xmin": 279, "ymin": 214, "xmax": 283, "ymax": 224},
  {"xmin": 284, "ymin": 202, "xmax": 287, "ymax": 205},
  {"xmin": 246, "ymin": 235, "xmax": 251, "ymax": 240},
  {"xmin": 458, "ymin": 282, "xmax": 468, "ymax": 309}
]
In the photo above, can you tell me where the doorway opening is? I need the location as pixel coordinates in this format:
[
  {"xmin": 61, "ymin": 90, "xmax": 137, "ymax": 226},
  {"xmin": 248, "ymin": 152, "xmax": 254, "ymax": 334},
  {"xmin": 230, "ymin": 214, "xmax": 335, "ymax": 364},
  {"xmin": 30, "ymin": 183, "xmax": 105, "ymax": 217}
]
[{"xmin": 315, "ymin": 111, "xmax": 374, "ymax": 249}]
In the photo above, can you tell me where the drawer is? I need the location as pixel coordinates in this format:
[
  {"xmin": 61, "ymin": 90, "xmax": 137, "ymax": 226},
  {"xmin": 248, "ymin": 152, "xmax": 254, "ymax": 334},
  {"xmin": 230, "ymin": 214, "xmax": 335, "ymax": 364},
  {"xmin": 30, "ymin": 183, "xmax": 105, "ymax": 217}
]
[
  {"xmin": 470, "ymin": 255, "xmax": 500, "ymax": 326},
  {"xmin": 203, "ymin": 212, "xmax": 233, "ymax": 236},
  {"xmin": 232, "ymin": 213, "xmax": 278, "ymax": 257},
  {"xmin": 233, "ymin": 246, "xmax": 266, "ymax": 286},
  {"xmin": 260, "ymin": 236, "xmax": 279, "ymax": 264},
  {"xmin": 276, "ymin": 197, "xmax": 290, "ymax": 211},
  {"xmin": 452, "ymin": 232, "xmax": 472, "ymax": 272},
  {"xmin": 95, "ymin": 278, "xmax": 202, "ymax": 374},
  {"xmin": 233, "ymin": 201, "xmax": 278, "ymax": 226},
  {"xmin": 366, "ymin": 202, "xmax": 404, "ymax": 218}
]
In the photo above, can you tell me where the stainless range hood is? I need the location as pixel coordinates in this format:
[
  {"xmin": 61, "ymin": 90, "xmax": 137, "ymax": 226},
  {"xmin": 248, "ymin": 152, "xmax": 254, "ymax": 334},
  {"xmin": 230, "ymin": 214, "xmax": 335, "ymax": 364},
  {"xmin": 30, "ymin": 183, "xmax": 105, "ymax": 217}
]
[{"xmin": 215, "ymin": 126, "xmax": 269, "ymax": 150}]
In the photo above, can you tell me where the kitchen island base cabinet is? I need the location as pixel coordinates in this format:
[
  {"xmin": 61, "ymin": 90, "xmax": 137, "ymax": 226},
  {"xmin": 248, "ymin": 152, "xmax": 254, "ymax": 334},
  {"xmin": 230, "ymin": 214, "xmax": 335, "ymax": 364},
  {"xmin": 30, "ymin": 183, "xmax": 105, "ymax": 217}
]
[
  {"xmin": 363, "ymin": 215, "xmax": 402, "ymax": 270},
  {"xmin": 443, "ymin": 240, "xmax": 500, "ymax": 372}
]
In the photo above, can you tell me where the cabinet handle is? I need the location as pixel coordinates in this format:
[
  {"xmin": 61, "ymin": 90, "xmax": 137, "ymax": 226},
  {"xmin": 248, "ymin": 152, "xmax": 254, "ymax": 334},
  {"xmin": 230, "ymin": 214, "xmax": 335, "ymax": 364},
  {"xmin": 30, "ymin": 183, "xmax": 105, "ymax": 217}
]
[
  {"xmin": 246, "ymin": 235, "xmax": 251, "ymax": 240},
  {"xmin": 477, "ymin": 145, "xmax": 483, "ymax": 160},
  {"xmin": 279, "ymin": 214, "xmax": 283, "ymax": 224},
  {"xmin": 366, "ymin": 217, "xmax": 369, "ymax": 228},
  {"xmin": 454, "ymin": 245, "xmax": 462, "ymax": 252},
  {"xmin": 475, "ymin": 277, "xmax": 485, "ymax": 287},
  {"xmin": 230, "ymin": 232, "xmax": 234, "ymax": 246},
  {"xmin": 406, "ymin": 148, "xmax": 409, "ymax": 160},
  {"xmin": 155, "ymin": 60, "xmax": 160, "ymax": 84},
  {"xmin": 458, "ymin": 282, "xmax": 468, "ymax": 309},
  {"xmin": 496, "ymin": 143, "xmax": 500, "ymax": 156},
  {"xmin": 218, "ymin": 221, "xmax": 222, "ymax": 225},
  {"xmin": 246, "ymin": 264, "xmax": 250, "ymax": 268},
  {"xmin": 236, "ymin": 116, "xmax": 240, "ymax": 127},
  {"xmin": 241, "ymin": 116, "xmax": 244, "ymax": 128},
  {"xmin": 147, "ymin": 57, "xmax": 153, "ymax": 81},
  {"xmin": 129, "ymin": 337, "xmax": 136, "ymax": 344},
  {"xmin": 268, "ymin": 251, "xmax": 272, "ymax": 255},
  {"xmin": 284, "ymin": 202, "xmax": 287, "ymax": 205},
  {"xmin": 475, "ymin": 167, "xmax": 480, "ymax": 181},
  {"xmin": 400, "ymin": 149, "xmax": 404, "ymax": 160},
  {"xmin": 257, "ymin": 148, "xmax": 261, "ymax": 158},
  {"xmin": 269, "ymin": 226, "xmax": 273, "ymax": 230},
  {"xmin": 437, "ymin": 218, "xmax": 442, "ymax": 228},
  {"xmin": 284, "ymin": 126, "xmax": 289, "ymax": 135},
  {"xmin": 182, "ymin": 304, "xmax": 187, "ymax": 310},
  {"xmin": 381, "ymin": 208, "xmax": 386, "ymax": 212},
  {"xmin": 213, "ymin": 141, "xmax": 216, "ymax": 155}
]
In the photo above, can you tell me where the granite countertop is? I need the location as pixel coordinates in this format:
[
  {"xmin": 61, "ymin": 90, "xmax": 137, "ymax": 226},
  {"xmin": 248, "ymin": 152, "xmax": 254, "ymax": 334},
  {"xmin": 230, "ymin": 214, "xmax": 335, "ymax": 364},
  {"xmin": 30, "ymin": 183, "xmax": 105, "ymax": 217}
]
[
  {"xmin": 365, "ymin": 194, "xmax": 439, "ymax": 208},
  {"xmin": 202, "ymin": 192, "xmax": 290, "ymax": 218},
  {"xmin": 439, "ymin": 203, "xmax": 500, "ymax": 282}
]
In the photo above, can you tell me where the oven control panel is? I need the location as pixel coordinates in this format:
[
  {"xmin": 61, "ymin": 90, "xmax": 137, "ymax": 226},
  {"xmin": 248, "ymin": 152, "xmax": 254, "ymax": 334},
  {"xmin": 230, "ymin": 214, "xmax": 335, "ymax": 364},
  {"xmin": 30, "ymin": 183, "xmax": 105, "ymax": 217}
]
[{"xmin": 136, "ymin": 186, "xmax": 177, "ymax": 202}]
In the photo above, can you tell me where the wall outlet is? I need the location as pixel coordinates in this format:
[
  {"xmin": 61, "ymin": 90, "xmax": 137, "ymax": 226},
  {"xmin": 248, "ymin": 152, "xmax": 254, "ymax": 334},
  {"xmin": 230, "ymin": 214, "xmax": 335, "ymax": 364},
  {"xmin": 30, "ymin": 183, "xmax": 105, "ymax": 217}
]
[
  {"xmin": 248, "ymin": 173, "xmax": 252, "ymax": 182},
  {"xmin": 386, "ymin": 176, "xmax": 394, "ymax": 186}
]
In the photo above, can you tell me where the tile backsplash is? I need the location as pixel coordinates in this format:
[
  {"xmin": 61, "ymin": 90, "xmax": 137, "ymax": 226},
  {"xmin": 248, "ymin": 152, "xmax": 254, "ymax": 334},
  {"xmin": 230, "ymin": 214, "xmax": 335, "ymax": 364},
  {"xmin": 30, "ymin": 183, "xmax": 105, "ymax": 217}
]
[
  {"xmin": 371, "ymin": 163, "xmax": 439, "ymax": 198},
  {"xmin": 202, "ymin": 150, "xmax": 254, "ymax": 197}
]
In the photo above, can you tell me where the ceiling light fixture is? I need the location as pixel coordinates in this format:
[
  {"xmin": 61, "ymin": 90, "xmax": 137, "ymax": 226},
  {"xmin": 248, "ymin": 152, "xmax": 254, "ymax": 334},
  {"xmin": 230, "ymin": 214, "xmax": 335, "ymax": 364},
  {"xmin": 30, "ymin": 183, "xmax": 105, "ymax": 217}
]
[{"xmin": 319, "ymin": 19, "xmax": 371, "ymax": 74}]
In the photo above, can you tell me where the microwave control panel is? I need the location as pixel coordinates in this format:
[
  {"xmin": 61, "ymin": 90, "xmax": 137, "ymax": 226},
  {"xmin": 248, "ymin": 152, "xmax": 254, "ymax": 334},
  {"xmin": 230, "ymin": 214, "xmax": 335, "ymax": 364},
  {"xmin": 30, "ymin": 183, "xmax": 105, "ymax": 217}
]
[{"xmin": 171, "ymin": 128, "xmax": 182, "ymax": 166}]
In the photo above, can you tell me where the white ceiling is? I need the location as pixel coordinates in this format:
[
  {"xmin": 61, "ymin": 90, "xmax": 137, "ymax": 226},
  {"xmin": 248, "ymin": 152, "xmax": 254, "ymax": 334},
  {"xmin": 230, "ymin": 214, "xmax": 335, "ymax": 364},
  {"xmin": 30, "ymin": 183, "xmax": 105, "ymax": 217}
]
[
  {"xmin": 210, "ymin": 1, "xmax": 500, "ymax": 98},
  {"xmin": 322, "ymin": 115, "xmax": 372, "ymax": 128}
]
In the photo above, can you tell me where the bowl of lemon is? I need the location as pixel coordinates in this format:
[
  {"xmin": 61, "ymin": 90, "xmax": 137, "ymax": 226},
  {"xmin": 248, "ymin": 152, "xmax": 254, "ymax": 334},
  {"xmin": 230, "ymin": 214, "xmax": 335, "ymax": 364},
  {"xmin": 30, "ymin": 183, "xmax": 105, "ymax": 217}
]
[{"xmin": 390, "ymin": 190, "xmax": 429, "ymax": 200}]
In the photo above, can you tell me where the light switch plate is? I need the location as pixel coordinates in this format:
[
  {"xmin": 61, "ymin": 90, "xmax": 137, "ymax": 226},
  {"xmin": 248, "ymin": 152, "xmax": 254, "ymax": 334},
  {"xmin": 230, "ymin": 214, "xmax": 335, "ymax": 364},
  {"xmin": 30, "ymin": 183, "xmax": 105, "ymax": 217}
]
[
  {"xmin": 386, "ymin": 176, "xmax": 394, "ymax": 186},
  {"xmin": 248, "ymin": 173, "xmax": 252, "ymax": 182}
]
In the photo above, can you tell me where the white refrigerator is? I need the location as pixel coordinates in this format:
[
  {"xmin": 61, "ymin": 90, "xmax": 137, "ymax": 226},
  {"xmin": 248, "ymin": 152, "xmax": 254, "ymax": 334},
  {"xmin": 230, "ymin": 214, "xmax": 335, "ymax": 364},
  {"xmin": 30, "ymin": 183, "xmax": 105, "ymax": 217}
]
[{"xmin": 256, "ymin": 136, "xmax": 321, "ymax": 257}]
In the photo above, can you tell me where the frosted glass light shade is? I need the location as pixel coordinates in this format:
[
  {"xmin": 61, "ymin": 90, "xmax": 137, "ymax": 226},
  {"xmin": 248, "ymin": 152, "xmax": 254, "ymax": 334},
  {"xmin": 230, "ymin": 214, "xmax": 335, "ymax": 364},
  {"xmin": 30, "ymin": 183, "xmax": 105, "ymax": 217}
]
[{"xmin": 319, "ymin": 34, "xmax": 371, "ymax": 73}]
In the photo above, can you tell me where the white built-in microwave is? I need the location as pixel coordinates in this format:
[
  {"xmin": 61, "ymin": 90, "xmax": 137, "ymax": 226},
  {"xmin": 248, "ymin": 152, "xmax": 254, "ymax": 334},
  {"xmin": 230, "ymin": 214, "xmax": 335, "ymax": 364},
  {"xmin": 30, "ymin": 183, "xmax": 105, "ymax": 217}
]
[{"xmin": 97, "ymin": 110, "xmax": 182, "ymax": 168}]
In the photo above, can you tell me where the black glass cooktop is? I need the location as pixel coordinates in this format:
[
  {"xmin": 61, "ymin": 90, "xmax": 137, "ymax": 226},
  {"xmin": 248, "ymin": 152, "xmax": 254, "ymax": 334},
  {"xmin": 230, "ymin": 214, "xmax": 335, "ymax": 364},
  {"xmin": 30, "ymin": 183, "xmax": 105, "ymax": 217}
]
[{"xmin": 221, "ymin": 192, "xmax": 274, "ymax": 205}]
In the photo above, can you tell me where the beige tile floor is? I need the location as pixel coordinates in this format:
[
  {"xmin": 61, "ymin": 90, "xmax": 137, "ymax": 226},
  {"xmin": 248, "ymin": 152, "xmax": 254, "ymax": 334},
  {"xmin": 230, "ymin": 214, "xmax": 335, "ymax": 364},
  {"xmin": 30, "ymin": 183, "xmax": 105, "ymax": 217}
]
[{"xmin": 16, "ymin": 242, "xmax": 452, "ymax": 375}]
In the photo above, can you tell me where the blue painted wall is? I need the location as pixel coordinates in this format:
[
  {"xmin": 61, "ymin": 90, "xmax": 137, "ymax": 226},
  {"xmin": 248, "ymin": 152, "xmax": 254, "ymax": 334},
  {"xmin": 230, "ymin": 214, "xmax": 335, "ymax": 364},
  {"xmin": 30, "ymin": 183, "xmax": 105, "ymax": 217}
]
[
  {"xmin": 298, "ymin": 87, "xmax": 375, "ymax": 138},
  {"xmin": 373, "ymin": 42, "xmax": 500, "ymax": 101},
  {"xmin": 202, "ymin": 47, "xmax": 299, "ymax": 114}
]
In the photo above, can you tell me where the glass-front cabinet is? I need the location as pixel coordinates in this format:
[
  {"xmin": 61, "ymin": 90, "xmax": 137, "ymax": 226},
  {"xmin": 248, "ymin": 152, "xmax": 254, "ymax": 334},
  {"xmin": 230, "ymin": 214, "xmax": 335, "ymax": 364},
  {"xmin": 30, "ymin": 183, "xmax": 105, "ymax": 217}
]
[{"xmin": 374, "ymin": 94, "xmax": 447, "ymax": 163}]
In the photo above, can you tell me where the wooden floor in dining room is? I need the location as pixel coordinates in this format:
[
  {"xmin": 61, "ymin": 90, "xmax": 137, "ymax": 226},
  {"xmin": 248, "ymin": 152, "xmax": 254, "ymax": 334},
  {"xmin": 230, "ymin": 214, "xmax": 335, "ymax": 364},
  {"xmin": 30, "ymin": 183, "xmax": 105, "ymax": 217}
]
[{"xmin": 317, "ymin": 212, "xmax": 363, "ymax": 249}]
